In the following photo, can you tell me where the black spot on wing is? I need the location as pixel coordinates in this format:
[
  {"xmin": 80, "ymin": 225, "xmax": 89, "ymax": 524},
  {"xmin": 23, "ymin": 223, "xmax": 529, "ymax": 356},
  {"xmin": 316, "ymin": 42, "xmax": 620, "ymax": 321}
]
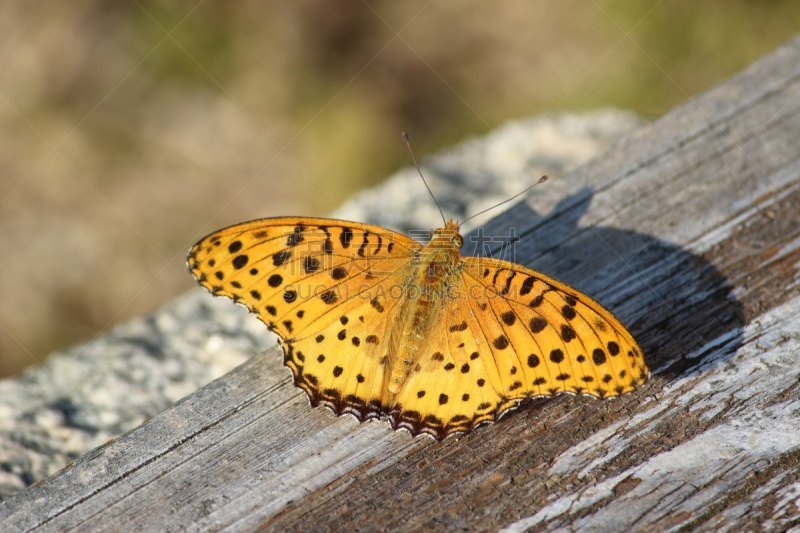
[
  {"xmin": 358, "ymin": 231, "xmax": 370, "ymax": 257},
  {"xmin": 529, "ymin": 317, "xmax": 547, "ymax": 333},
  {"xmin": 501, "ymin": 271, "xmax": 516, "ymax": 295},
  {"xmin": 320, "ymin": 226, "xmax": 334, "ymax": 255},
  {"xmin": 340, "ymin": 227, "xmax": 353, "ymax": 248},
  {"xmin": 449, "ymin": 321, "xmax": 467, "ymax": 332},
  {"xmin": 593, "ymin": 349, "xmax": 607, "ymax": 365},
  {"xmin": 273, "ymin": 250, "xmax": 291, "ymax": 266},
  {"xmin": 320, "ymin": 290, "xmax": 338, "ymax": 305},
  {"xmin": 520, "ymin": 276, "xmax": 536, "ymax": 296},
  {"xmin": 286, "ymin": 226, "xmax": 304, "ymax": 246},
  {"xmin": 549, "ymin": 349, "xmax": 564, "ymax": 364},
  {"xmin": 492, "ymin": 268, "xmax": 503, "ymax": 286},
  {"xmin": 493, "ymin": 336, "xmax": 509, "ymax": 350},
  {"xmin": 303, "ymin": 256, "xmax": 320, "ymax": 273}
]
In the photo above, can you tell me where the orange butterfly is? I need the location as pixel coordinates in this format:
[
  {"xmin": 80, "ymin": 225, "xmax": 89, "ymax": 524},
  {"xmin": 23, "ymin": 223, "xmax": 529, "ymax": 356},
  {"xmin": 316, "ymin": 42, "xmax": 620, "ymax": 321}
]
[
  {"xmin": 187, "ymin": 209, "xmax": 647, "ymax": 439},
  {"xmin": 189, "ymin": 134, "xmax": 646, "ymax": 439}
]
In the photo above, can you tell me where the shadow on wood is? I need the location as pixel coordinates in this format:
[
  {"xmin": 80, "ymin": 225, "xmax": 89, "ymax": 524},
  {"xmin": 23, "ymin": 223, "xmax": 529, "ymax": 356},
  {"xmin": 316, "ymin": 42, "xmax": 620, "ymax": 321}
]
[
  {"xmin": 264, "ymin": 190, "xmax": 747, "ymax": 530},
  {"xmin": 505, "ymin": 190, "xmax": 745, "ymax": 380}
]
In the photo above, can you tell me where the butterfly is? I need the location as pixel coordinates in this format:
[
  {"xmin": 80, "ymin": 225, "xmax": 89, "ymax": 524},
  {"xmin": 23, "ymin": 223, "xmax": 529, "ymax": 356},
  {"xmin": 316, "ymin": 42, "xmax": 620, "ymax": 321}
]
[{"xmin": 187, "ymin": 211, "xmax": 648, "ymax": 439}]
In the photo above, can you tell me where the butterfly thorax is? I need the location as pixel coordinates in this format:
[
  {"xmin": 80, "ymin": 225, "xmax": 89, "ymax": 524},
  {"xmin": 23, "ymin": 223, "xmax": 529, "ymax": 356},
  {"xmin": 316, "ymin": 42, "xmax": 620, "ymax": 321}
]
[{"xmin": 386, "ymin": 221, "xmax": 464, "ymax": 398}]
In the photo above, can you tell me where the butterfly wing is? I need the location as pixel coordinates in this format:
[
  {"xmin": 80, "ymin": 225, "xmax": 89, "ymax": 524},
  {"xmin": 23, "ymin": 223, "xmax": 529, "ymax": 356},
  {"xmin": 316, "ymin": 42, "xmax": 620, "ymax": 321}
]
[
  {"xmin": 188, "ymin": 216, "xmax": 421, "ymax": 418},
  {"xmin": 462, "ymin": 256, "xmax": 648, "ymax": 396},
  {"xmin": 390, "ymin": 256, "xmax": 648, "ymax": 439}
]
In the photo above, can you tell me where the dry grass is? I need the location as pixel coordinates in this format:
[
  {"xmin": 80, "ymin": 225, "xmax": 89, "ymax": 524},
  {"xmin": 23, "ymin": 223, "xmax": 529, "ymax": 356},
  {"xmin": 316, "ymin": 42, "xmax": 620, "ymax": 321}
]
[{"xmin": 0, "ymin": 0, "xmax": 797, "ymax": 377}]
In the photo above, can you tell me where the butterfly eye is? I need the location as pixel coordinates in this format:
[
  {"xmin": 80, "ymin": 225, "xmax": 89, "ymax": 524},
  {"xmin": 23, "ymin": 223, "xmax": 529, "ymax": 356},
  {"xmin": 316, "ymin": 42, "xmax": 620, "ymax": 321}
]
[{"xmin": 453, "ymin": 234, "xmax": 464, "ymax": 247}]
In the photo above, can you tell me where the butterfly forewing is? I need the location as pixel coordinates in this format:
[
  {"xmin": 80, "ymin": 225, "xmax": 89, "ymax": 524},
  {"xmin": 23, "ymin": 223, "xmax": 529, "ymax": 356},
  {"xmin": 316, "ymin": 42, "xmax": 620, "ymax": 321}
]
[
  {"xmin": 462, "ymin": 256, "xmax": 647, "ymax": 398},
  {"xmin": 188, "ymin": 217, "xmax": 419, "ymax": 336}
]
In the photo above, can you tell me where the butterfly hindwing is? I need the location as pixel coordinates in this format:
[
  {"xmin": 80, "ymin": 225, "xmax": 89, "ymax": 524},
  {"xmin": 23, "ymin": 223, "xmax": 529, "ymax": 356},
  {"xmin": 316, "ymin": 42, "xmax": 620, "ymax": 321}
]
[
  {"xmin": 390, "ymin": 295, "xmax": 522, "ymax": 438},
  {"xmin": 280, "ymin": 289, "xmax": 406, "ymax": 421}
]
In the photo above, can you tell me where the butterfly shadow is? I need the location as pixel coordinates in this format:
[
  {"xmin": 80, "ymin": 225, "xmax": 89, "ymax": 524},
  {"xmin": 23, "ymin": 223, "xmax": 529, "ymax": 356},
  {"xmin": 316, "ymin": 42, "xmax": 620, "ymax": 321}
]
[{"xmin": 469, "ymin": 186, "xmax": 745, "ymax": 388}]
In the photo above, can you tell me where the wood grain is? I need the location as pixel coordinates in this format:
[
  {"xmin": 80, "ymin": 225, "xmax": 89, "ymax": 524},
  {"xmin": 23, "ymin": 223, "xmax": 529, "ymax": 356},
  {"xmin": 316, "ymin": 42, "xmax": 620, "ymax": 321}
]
[{"xmin": 2, "ymin": 35, "xmax": 800, "ymax": 532}]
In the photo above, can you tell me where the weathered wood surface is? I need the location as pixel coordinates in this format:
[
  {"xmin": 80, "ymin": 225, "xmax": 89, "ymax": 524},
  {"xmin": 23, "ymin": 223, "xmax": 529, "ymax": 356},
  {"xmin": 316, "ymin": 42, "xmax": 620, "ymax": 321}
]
[{"xmin": 3, "ymin": 35, "xmax": 800, "ymax": 531}]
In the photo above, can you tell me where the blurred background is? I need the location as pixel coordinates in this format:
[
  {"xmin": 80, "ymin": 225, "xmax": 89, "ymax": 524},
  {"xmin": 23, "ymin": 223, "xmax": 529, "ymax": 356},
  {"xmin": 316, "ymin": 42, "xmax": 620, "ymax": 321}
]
[{"xmin": 0, "ymin": 1, "xmax": 797, "ymax": 378}]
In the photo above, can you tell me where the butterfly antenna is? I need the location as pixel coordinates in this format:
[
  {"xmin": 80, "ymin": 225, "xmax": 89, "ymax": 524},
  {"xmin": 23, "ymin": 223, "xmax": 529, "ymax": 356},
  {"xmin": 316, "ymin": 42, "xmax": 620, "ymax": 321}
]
[
  {"xmin": 460, "ymin": 175, "xmax": 549, "ymax": 225},
  {"xmin": 403, "ymin": 131, "xmax": 447, "ymax": 227}
]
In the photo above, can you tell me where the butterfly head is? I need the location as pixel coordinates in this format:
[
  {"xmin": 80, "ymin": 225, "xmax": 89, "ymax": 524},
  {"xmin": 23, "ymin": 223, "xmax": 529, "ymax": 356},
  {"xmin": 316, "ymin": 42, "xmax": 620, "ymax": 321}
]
[{"xmin": 430, "ymin": 219, "xmax": 463, "ymax": 249}]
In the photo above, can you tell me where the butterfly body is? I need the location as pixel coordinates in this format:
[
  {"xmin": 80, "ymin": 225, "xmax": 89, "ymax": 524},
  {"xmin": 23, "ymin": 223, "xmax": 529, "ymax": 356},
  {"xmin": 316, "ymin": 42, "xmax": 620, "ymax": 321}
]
[
  {"xmin": 188, "ymin": 216, "xmax": 648, "ymax": 439},
  {"xmin": 386, "ymin": 220, "xmax": 463, "ymax": 396}
]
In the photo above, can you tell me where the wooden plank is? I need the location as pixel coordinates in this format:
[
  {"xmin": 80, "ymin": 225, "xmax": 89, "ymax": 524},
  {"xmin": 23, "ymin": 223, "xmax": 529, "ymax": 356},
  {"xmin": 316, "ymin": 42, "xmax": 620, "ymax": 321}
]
[{"xmin": 2, "ymin": 35, "xmax": 800, "ymax": 531}]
